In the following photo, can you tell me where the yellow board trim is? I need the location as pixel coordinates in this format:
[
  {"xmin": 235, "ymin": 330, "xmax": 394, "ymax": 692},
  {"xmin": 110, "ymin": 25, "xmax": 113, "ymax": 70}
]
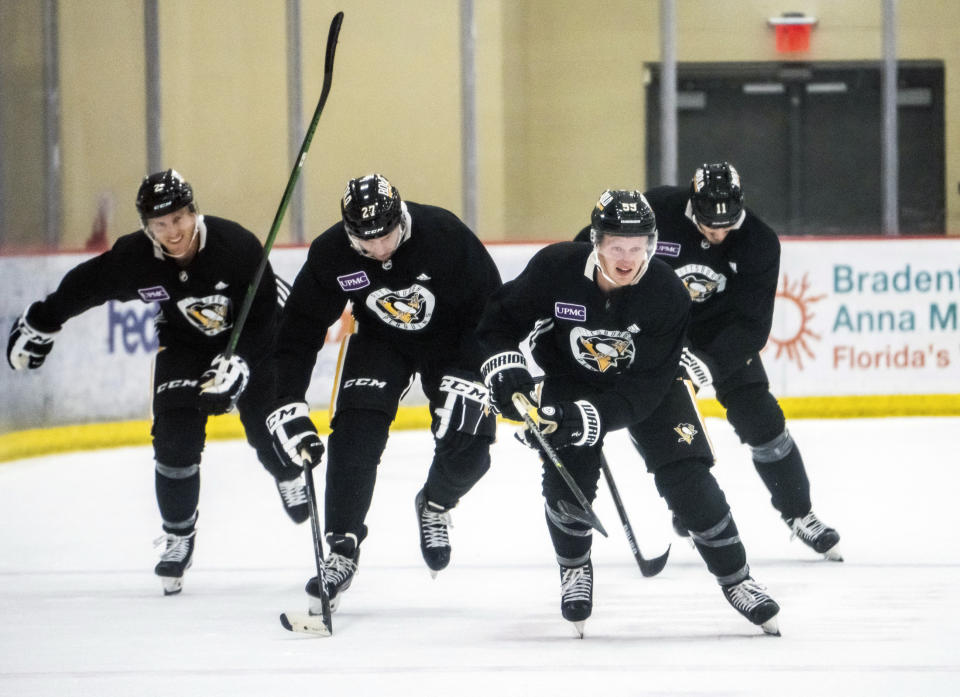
[{"xmin": 2, "ymin": 394, "xmax": 958, "ymax": 463}]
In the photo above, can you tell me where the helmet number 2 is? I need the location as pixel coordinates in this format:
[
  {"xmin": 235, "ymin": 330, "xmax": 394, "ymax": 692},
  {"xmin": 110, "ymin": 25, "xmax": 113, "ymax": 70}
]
[
  {"xmin": 361, "ymin": 204, "xmax": 376, "ymax": 220},
  {"xmin": 621, "ymin": 202, "xmax": 637, "ymax": 212}
]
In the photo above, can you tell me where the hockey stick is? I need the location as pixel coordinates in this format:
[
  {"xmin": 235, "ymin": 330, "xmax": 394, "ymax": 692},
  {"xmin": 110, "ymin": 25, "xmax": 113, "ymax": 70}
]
[
  {"xmin": 512, "ymin": 393, "xmax": 608, "ymax": 537},
  {"xmin": 599, "ymin": 451, "xmax": 670, "ymax": 577},
  {"xmin": 280, "ymin": 318, "xmax": 354, "ymax": 635},
  {"xmin": 279, "ymin": 450, "xmax": 333, "ymax": 636},
  {"xmin": 224, "ymin": 10, "xmax": 345, "ymax": 360}
]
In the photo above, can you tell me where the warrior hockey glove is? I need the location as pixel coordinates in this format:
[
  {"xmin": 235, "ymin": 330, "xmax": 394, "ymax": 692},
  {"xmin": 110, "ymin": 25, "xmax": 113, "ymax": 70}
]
[
  {"xmin": 266, "ymin": 402, "xmax": 325, "ymax": 472},
  {"xmin": 198, "ymin": 353, "xmax": 250, "ymax": 415},
  {"xmin": 679, "ymin": 347, "xmax": 716, "ymax": 390},
  {"xmin": 519, "ymin": 400, "xmax": 602, "ymax": 451},
  {"xmin": 7, "ymin": 308, "xmax": 59, "ymax": 371},
  {"xmin": 433, "ymin": 372, "xmax": 497, "ymax": 452},
  {"xmin": 480, "ymin": 351, "xmax": 537, "ymax": 422}
]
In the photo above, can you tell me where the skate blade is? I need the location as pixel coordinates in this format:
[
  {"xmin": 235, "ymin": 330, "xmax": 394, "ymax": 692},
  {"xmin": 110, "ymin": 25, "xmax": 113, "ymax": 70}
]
[
  {"xmin": 160, "ymin": 577, "xmax": 183, "ymax": 596},
  {"xmin": 309, "ymin": 595, "xmax": 339, "ymax": 615},
  {"xmin": 280, "ymin": 612, "xmax": 332, "ymax": 637},
  {"xmin": 570, "ymin": 620, "xmax": 586, "ymax": 639},
  {"xmin": 823, "ymin": 546, "xmax": 844, "ymax": 562},
  {"xmin": 429, "ymin": 569, "xmax": 439, "ymax": 580},
  {"xmin": 760, "ymin": 616, "xmax": 781, "ymax": 636}
]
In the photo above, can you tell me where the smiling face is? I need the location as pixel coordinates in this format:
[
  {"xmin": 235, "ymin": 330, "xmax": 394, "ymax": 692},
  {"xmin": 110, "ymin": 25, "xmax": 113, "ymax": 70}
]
[
  {"xmin": 595, "ymin": 234, "xmax": 650, "ymax": 291},
  {"xmin": 146, "ymin": 205, "xmax": 199, "ymax": 261}
]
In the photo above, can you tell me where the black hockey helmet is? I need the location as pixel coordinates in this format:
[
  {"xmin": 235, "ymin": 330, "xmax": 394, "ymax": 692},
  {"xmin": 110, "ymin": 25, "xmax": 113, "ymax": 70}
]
[
  {"xmin": 689, "ymin": 162, "xmax": 743, "ymax": 228},
  {"xmin": 136, "ymin": 169, "xmax": 196, "ymax": 225},
  {"xmin": 341, "ymin": 173, "xmax": 403, "ymax": 240},
  {"xmin": 589, "ymin": 189, "xmax": 657, "ymax": 244},
  {"xmin": 589, "ymin": 189, "xmax": 658, "ymax": 286}
]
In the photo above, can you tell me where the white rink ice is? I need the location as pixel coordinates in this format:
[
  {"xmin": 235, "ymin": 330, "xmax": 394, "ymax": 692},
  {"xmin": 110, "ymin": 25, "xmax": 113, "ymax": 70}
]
[{"xmin": 1, "ymin": 416, "xmax": 958, "ymax": 697}]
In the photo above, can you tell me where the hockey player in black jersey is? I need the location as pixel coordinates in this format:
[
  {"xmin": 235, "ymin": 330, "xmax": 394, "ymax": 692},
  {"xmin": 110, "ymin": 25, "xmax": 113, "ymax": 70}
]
[
  {"xmin": 6, "ymin": 169, "xmax": 309, "ymax": 595},
  {"xmin": 576, "ymin": 163, "xmax": 840, "ymax": 561},
  {"xmin": 480, "ymin": 189, "xmax": 779, "ymax": 637},
  {"xmin": 267, "ymin": 173, "xmax": 501, "ymax": 613}
]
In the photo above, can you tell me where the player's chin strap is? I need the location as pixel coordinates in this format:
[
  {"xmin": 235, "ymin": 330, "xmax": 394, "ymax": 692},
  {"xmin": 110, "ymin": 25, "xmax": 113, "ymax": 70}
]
[
  {"xmin": 589, "ymin": 247, "xmax": 649, "ymax": 288},
  {"xmin": 144, "ymin": 214, "xmax": 207, "ymax": 261},
  {"xmin": 346, "ymin": 202, "xmax": 412, "ymax": 261}
]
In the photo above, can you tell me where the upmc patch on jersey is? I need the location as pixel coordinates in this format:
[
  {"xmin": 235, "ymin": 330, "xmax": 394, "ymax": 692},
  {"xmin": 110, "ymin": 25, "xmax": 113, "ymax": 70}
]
[
  {"xmin": 554, "ymin": 302, "xmax": 586, "ymax": 322},
  {"xmin": 337, "ymin": 271, "xmax": 370, "ymax": 291},
  {"xmin": 138, "ymin": 286, "xmax": 170, "ymax": 302},
  {"xmin": 656, "ymin": 241, "xmax": 681, "ymax": 257}
]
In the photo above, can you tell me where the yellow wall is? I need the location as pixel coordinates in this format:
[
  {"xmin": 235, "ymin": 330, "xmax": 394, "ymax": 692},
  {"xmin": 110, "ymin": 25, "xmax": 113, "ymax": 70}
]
[
  {"xmin": 59, "ymin": 0, "xmax": 146, "ymax": 247},
  {"xmin": 505, "ymin": 0, "xmax": 960, "ymax": 239},
  {"xmin": 0, "ymin": 0, "xmax": 957, "ymax": 249},
  {"xmin": 0, "ymin": 0, "xmax": 45, "ymax": 247}
]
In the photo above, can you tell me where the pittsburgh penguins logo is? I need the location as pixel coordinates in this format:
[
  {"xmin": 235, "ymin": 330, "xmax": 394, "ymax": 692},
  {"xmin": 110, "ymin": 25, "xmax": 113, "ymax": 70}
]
[
  {"xmin": 366, "ymin": 284, "xmax": 435, "ymax": 331},
  {"xmin": 176, "ymin": 294, "xmax": 232, "ymax": 336},
  {"xmin": 675, "ymin": 264, "xmax": 727, "ymax": 303},
  {"xmin": 674, "ymin": 423, "xmax": 698, "ymax": 444},
  {"xmin": 569, "ymin": 327, "xmax": 635, "ymax": 373}
]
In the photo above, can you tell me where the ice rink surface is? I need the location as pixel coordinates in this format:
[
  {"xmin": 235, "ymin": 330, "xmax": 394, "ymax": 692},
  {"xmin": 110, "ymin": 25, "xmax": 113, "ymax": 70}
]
[{"xmin": 1, "ymin": 416, "xmax": 958, "ymax": 697}]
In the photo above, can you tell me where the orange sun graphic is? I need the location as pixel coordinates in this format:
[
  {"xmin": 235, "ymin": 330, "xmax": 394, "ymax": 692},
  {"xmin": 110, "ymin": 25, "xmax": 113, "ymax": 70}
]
[{"xmin": 764, "ymin": 272, "xmax": 825, "ymax": 370}]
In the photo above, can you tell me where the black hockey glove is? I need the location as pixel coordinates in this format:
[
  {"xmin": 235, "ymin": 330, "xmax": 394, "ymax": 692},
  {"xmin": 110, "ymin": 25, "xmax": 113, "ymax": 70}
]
[
  {"xmin": 433, "ymin": 372, "xmax": 497, "ymax": 452},
  {"xmin": 198, "ymin": 353, "xmax": 250, "ymax": 415},
  {"xmin": 519, "ymin": 400, "xmax": 602, "ymax": 451},
  {"xmin": 7, "ymin": 308, "xmax": 59, "ymax": 371},
  {"xmin": 480, "ymin": 351, "xmax": 537, "ymax": 422},
  {"xmin": 266, "ymin": 401, "xmax": 325, "ymax": 472},
  {"xmin": 679, "ymin": 347, "xmax": 717, "ymax": 390}
]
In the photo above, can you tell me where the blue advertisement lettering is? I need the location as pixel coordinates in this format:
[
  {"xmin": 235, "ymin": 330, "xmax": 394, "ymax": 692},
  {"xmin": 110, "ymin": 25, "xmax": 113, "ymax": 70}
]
[{"xmin": 107, "ymin": 301, "xmax": 159, "ymax": 354}]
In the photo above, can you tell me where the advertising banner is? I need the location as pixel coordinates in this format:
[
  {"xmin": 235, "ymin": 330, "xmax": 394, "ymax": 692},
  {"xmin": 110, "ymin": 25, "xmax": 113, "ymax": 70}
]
[
  {"xmin": 1, "ymin": 239, "xmax": 957, "ymax": 432},
  {"xmin": 762, "ymin": 238, "xmax": 959, "ymax": 397}
]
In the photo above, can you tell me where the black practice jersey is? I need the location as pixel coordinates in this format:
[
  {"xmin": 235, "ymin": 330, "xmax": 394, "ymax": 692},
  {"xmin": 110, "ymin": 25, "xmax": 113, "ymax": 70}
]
[
  {"xmin": 477, "ymin": 242, "xmax": 690, "ymax": 432},
  {"xmin": 26, "ymin": 216, "xmax": 278, "ymax": 365},
  {"xmin": 276, "ymin": 202, "xmax": 502, "ymax": 401},
  {"xmin": 644, "ymin": 186, "xmax": 780, "ymax": 375},
  {"xmin": 575, "ymin": 186, "xmax": 781, "ymax": 378}
]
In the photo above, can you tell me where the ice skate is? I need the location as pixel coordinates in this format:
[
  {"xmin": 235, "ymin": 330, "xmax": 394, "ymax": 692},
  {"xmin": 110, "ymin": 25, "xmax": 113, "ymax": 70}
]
[
  {"xmin": 785, "ymin": 511, "xmax": 842, "ymax": 561},
  {"xmin": 721, "ymin": 576, "xmax": 780, "ymax": 635},
  {"xmin": 154, "ymin": 530, "xmax": 196, "ymax": 596},
  {"xmin": 559, "ymin": 559, "xmax": 593, "ymax": 638},
  {"xmin": 306, "ymin": 533, "xmax": 359, "ymax": 614},
  {"xmin": 275, "ymin": 474, "xmax": 310, "ymax": 524},
  {"xmin": 415, "ymin": 489, "xmax": 453, "ymax": 578}
]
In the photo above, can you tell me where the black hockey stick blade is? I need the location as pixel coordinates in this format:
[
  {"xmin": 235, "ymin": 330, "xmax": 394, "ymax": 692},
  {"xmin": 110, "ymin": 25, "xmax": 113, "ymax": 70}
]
[
  {"xmin": 224, "ymin": 11, "xmax": 344, "ymax": 359},
  {"xmin": 512, "ymin": 393, "xmax": 608, "ymax": 537},
  {"xmin": 638, "ymin": 544, "xmax": 670, "ymax": 577},
  {"xmin": 557, "ymin": 499, "xmax": 601, "ymax": 529},
  {"xmin": 600, "ymin": 452, "xmax": 670, "ymax": 577}
]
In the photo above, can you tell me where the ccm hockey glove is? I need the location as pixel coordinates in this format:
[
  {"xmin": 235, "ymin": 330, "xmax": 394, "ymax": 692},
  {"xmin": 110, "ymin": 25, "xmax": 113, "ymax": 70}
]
[
  {"xmin": 680, "ymin": 347, "xmax": 716, "ymax": 389},
  {"xmin": 434, "ymin": 372, "xmax": 497, "ymax": 452},
  {"xmin": 520, "ymin": 400, "xmax": 602, "ymax": 451},
  {"xmin": 7, "ymin": 309, "xmax": 59, "ymax": 371},
  {"xmin": 198, "ymin": 353, "xmax": 250, "ymax": 415},
  {"xmin": 266, "ymin": 402, "xmax": 325, "ymax": 472},
  {"xmin": 480, "ymin": 351, "xmax": 537, "ymax": 422}
]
